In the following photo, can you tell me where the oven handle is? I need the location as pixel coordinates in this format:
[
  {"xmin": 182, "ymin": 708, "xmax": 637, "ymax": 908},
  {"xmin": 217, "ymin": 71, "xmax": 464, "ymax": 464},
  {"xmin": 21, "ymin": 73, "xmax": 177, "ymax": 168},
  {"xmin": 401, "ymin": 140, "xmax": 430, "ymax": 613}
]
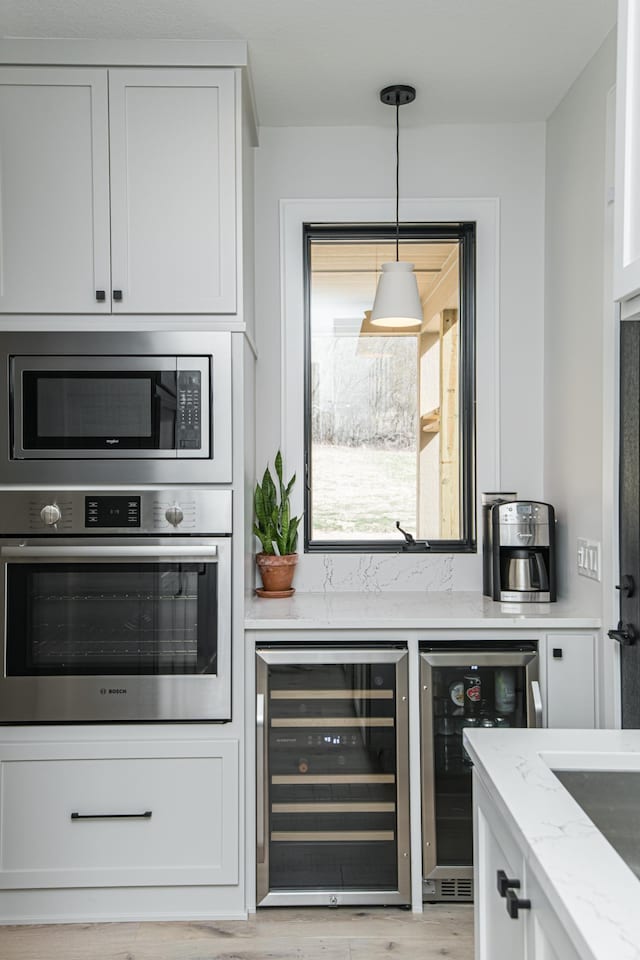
[{"xmin": 0, "ymin": 545, "xmax": 218, "ymax": 560}]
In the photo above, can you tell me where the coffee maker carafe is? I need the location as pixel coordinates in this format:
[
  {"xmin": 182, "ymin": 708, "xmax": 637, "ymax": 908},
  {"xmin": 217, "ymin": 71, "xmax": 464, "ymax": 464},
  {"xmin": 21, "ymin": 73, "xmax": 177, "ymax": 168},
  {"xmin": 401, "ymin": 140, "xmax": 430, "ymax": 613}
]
[{"xmin": 483, "ymin": 500, "xmax": 556, "ymax": 602}]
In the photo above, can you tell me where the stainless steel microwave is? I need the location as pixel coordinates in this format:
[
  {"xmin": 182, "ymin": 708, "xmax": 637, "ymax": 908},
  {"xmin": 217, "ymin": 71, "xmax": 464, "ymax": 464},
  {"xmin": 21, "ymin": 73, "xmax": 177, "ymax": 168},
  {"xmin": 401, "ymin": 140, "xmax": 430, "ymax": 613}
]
[{"xmin": 0, "ymin": 331, "xmax": 232, "ymax": 484}]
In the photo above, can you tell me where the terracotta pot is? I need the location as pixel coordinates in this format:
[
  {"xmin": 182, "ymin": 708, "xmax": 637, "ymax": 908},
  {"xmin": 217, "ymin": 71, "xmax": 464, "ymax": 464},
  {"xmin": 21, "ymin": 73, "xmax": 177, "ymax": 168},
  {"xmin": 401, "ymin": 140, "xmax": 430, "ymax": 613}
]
[{"xmin": 256, "ymin": 552, "xmax": 298, "ymax": 594}]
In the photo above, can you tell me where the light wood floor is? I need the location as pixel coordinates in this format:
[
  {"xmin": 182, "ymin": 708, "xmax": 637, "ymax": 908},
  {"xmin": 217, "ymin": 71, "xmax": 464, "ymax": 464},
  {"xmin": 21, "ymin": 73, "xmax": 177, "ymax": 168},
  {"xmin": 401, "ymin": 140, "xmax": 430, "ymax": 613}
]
[{"xmin": 0, "ymin": 905, "xmax": 474, "ymax": 960}]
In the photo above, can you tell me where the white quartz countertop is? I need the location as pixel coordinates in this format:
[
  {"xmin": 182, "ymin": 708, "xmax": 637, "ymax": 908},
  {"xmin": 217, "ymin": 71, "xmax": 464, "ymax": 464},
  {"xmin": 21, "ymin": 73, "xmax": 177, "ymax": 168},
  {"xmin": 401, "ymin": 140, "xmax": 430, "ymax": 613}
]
[
  {"xmin": 464, "ymin": 728, "xmax": 640, "ymax": 960},
  {"xmin": 245, "ymin": 591, "xmax": 601, "ymax": 630}
]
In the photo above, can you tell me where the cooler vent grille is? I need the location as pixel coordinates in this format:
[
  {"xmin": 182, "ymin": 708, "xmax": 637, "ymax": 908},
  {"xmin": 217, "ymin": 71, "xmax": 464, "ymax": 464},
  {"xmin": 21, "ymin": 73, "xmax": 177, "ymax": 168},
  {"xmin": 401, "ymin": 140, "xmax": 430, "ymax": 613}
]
[{"xmin": 439, "ymin": 878, "xmax": 473, "ymax": 901}]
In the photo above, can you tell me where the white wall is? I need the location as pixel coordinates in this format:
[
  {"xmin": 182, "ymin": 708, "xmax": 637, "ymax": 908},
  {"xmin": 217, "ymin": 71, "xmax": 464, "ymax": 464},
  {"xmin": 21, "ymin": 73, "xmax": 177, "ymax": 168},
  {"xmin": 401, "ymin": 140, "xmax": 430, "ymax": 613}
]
[
  {"xmin": 254, "ymin": 122, "xmax": 546, "ymax": 590},
  {"xmin": 544, "ymin": 30, "xmax": 616, "ymax": 616}
]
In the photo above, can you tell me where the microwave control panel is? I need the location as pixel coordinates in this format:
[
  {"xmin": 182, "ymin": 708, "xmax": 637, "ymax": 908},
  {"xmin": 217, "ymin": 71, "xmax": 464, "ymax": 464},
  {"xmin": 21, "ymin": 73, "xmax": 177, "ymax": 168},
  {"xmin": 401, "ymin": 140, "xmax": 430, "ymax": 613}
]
[{"xmin": 176, "ymin": 370, "xmax": 202, "ymax": 450}]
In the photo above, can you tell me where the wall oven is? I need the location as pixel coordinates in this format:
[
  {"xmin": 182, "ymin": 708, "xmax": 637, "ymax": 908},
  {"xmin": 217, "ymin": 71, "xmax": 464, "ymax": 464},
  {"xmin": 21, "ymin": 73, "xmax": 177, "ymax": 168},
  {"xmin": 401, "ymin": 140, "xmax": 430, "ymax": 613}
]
[
  {"xmin": 0, "ymin": 488, "xmax": 232, "ymax": 723},
  {"xmin": 0, "ymin": 331, "xmax": 231, "ymax": 485}
]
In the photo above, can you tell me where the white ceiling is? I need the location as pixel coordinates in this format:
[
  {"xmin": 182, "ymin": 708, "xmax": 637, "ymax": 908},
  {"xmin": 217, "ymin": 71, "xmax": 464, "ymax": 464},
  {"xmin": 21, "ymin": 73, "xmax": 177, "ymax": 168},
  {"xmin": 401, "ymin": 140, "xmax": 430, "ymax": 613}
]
[{"xmin": 0, "ymin": 0, "xmax": 617, "ymax": 126}]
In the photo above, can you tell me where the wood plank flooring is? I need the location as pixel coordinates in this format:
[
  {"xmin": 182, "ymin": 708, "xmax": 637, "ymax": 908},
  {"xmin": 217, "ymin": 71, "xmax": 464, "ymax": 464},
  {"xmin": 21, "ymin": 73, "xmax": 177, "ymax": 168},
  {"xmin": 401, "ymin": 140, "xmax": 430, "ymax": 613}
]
[{"xmin": 0, "ymin": 905, "xmax": 474, "ymax": 960}]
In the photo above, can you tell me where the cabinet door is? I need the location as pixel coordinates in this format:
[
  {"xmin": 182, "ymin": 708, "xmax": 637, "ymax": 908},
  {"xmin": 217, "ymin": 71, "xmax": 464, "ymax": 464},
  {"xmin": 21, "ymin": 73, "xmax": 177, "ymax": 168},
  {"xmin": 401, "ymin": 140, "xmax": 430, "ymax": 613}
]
[
  {"xmin": 0, "ymin": 68, "xmax": 111, "ymax": 314},
  {"xmin": 615, "ymin": 1, "xmax": 640, "ymax": 301},
  {"xmin": 108, "ymin": 68, "xmax": 237, "ymax": 315},
  {"xmin": 525, "ymin": 869, "xmax": 585, "ymax": 960},
  {"xmin": 546, "ymin": 635, "xmax": 595, "ymax": 728},
  {"xmin": 0, "ymin": 740, "xmax": 238, "ymax": 888},
  {"xmin": 474, "ymin": 776, "xmax": 527, "ymax": 960}
]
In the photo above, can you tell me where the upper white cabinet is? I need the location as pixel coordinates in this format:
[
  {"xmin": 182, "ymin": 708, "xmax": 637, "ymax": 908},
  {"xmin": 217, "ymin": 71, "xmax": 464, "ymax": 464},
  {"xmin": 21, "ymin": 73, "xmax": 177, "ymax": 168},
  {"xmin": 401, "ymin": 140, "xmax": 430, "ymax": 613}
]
[
  {"xmin": 108, "ymin": 69, "xmax": 236, "ymax": 315},
  {"xmin": 0, "ymin": 68, "xmax": 111, "ymax": 314},
  {"xmin": 615, "ymin": 0, "xmax": 640, "ymax": 301},
  {"xmin": 0, "ymin": 66, "xmax": 237, "ymax": 315}
]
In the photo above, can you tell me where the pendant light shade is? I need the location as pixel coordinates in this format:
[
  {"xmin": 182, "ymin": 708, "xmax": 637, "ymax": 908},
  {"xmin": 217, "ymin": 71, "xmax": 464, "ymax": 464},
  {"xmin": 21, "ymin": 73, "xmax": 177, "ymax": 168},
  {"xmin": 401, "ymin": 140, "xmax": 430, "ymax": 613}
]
[
  {"xmin": 370, "ymin": 83, "xmax": 423, "ymax": 330},
  {"xmin": 370, "ymin": 261, "xmax": 423, "ymax": 328}
]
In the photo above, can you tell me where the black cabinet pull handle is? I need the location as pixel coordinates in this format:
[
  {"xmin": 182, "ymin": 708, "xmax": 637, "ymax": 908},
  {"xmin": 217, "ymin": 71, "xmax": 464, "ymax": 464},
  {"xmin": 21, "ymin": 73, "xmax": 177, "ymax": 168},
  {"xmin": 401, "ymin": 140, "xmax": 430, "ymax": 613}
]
[
  {"xmin": 496, "ymin": 869, "xmax": 520, "ymax": 897},
  {"xmin": 96, "ymin": 290, "xmax": 106, "ymax": 302},
  {"xmin": 113, "ymin": 289, "xmax": 123, "ymax": 301},
  {"xmin": 506, "ymin": 887, "xmax": 531, "ymax": 919},
  {"xmin": 616, "ymin": 575, "xmax": 635, "ymax": 598},
  {"xmin": 71, "ymin": 810, "xmax": 152, "ymax": 821},
  {"xmin": 552, "ymin": 647, "xmax": 563, "ymax": 659},
  {"xmin": 608, "ymin": 622, "xmax": 637, "ymax": 646}
]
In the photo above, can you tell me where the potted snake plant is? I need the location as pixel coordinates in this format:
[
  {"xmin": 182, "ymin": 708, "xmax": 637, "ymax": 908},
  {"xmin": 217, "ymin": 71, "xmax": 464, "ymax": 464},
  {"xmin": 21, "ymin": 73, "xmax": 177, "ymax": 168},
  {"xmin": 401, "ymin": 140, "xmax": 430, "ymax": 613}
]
[{"xmin": 253, "ymin": 451, "xmax": 301, "ymax": 596}]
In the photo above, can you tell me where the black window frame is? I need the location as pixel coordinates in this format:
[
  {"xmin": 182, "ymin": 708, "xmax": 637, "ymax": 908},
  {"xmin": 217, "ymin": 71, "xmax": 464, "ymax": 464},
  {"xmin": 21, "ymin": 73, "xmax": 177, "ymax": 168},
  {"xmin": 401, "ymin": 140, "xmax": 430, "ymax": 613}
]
[{"xmin": 303, "ymin": 221, "xmax": 476, "ymax": 554}]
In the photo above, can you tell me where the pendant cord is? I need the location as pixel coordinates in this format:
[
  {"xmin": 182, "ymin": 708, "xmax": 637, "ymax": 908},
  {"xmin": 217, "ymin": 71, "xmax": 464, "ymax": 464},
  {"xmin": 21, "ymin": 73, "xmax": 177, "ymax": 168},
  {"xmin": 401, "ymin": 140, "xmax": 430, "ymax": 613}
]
[{"xmin": 395, "ymin": 99, "xmax": 400, "ymax": 261}]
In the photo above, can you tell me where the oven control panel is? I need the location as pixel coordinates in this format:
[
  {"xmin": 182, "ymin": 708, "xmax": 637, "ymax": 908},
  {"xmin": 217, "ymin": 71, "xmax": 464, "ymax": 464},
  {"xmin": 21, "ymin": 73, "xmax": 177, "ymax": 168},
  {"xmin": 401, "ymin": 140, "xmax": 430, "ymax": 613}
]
[
  {"xmin": 4, "ymin": 489, "xmax": 232, "ymax": 536},
  {"xmin": 85, "ymin": 496, "xmax": 141, "ymax": 528}
]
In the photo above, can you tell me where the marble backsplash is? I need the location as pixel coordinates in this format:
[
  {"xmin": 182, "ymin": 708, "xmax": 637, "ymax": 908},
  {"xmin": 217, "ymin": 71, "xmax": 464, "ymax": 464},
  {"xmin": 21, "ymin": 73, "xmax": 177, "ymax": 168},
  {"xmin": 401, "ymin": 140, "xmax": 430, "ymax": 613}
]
[{"xmin": 291, "ymin": 552, "xmax": 481, "ymax": 592}]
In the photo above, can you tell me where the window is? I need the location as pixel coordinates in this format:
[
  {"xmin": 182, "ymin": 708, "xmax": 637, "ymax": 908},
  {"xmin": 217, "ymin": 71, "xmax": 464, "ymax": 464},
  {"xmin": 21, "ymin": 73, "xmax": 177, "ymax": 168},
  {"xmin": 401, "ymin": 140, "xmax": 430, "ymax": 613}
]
[{"xmin": 304, "ymin": 223, "xmax": 475, "ymax": 553}]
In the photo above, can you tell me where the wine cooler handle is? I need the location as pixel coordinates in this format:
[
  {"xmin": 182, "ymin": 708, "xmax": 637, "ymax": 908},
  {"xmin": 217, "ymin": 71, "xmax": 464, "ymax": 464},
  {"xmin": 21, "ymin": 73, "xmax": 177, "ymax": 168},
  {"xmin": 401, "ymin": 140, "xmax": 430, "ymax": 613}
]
[
  {"xmin": 256, "ymin": 693, "xmax": 266, "ymax": 864},
  {"xmin": 530, "ymin": 679, "xmax": 543, "ymax": 727}
]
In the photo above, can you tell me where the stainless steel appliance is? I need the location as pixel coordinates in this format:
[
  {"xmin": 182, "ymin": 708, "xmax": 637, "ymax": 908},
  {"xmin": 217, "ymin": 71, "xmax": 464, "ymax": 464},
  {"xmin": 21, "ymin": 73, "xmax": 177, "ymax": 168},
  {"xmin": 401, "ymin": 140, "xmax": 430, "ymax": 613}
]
[
  {"xmin": 420, "ymin": 641, "xmax": 541, "ymax": 902},
  {"xmin": 256, "ymin": 645, "xmax": 410, "ymax": 907},
  {"xmin": 0, "ymin": 331, "xmax": 232, "ymax": 485},
  {"xmin": 0, "ymin": 488, "xmax": 232, "ymax": 723},
  {"xmin": 483, "ymin": 500, "xmax": 556, "ymax": 602}
]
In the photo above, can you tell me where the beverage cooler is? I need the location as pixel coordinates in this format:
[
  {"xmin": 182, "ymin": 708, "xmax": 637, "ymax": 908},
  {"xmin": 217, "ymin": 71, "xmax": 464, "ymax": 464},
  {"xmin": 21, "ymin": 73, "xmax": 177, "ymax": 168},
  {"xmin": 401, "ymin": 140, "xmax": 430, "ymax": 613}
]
[
  {"xmin": 420, "ymin": 641, "xmax": 540, "ymax": 902},
  {"xmin": 256, "ymin": 645, "xmax": 410, "ymax": 906}
]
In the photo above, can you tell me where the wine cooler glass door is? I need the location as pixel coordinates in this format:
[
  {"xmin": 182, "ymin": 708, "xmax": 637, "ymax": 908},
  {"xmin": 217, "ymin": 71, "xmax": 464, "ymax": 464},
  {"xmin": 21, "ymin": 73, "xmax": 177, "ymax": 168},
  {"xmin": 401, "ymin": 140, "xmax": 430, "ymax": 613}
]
[
  {"xmin": 256, "ymin": 647, "xmax": 410, "ymax": 907},
  {"xmin": 420, "ymin": 645, "xmax": 539, "ymax": 896}
]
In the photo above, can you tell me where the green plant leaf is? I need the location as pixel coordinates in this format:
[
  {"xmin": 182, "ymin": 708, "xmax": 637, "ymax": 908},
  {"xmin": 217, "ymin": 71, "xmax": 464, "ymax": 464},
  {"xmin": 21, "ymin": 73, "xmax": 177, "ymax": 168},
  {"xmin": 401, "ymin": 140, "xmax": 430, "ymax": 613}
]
[
  {"xmin": 286, "ymin": 516, "xmax": 301, "ymax": 554},
  {"xmin": 254, "ymin": 484, "xmax": 268, "ymax": 528},
  {"xmin": 252, "ymin": 523, "xmax": 275, "ymax": 555}
]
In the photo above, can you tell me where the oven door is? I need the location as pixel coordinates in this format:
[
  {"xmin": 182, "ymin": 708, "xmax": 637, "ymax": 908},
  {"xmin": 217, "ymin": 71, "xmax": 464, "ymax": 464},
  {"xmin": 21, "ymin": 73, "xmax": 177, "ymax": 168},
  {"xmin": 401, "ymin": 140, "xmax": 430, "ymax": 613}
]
[{"xmin": 0, "ymin": 537, "xmax": 231, "ymax": 723}]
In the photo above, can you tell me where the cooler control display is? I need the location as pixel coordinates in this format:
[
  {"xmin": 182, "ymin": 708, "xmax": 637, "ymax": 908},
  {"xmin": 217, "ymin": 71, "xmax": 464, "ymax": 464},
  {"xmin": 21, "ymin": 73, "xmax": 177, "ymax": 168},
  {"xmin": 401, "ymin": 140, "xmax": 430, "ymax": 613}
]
[{"xmin": 85, "ymin": 496, "xmax": 141, "ymax": 528}]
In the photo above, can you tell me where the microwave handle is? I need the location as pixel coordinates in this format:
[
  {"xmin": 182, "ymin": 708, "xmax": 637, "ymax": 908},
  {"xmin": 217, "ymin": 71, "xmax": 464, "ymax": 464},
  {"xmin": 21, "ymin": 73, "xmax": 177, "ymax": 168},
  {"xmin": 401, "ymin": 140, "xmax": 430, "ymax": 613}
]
[{"xmin": 0, "ymin": 545, "xmax": 218, "ymax": 560}]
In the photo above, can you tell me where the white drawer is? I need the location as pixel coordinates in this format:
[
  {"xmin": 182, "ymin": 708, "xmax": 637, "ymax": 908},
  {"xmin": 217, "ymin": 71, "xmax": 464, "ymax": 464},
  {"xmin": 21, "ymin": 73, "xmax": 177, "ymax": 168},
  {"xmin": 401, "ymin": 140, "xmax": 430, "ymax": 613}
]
[{"xmin": 0, "ymin": 741, "xmax": 238, "ymax": 889}]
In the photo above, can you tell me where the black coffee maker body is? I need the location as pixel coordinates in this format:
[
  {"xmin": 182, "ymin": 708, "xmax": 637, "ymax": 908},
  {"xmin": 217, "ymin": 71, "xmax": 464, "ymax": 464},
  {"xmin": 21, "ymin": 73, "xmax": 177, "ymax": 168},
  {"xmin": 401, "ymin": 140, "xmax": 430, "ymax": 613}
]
[{"xmin": 483, "ymin": 500, "xmax": 556, "ymax": 602}]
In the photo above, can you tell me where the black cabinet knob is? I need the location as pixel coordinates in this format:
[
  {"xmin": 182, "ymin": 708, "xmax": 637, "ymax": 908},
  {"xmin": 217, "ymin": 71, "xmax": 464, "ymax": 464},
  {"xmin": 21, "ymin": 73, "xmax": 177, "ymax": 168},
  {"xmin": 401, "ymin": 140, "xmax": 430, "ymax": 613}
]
[
  {"xmin": 496, "ymin": 869, "xmax": 520, "ymax": 897},
  {"xmin": 506, "ymin": 887, "xmax": 531, "ymax": 919},
  {"xmin": 96, "ymin": 290, "xmax": 106, "ymax": 302},
  {"xmin": 113, "ymin": 290, "xmax": 123, "ymax": 302},
  {"xmin": 608, "ymin": 621, "xmax": 637, "ymax": 646},
  {"xmin": 552, "ymin": 648, "xmax": 563, "ymax": 659}
]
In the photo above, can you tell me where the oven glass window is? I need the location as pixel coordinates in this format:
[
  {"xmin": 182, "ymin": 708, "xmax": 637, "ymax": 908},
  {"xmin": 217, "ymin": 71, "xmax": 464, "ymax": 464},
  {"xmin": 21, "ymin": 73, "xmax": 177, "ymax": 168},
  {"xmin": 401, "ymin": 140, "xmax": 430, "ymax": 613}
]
[
  {"xmin": 5, "ymin": 562, "xmax": 218, "ymax": 676},
  {"xmin": 21, "ymin": 371, "xmax": 177, "ymax": 449}
]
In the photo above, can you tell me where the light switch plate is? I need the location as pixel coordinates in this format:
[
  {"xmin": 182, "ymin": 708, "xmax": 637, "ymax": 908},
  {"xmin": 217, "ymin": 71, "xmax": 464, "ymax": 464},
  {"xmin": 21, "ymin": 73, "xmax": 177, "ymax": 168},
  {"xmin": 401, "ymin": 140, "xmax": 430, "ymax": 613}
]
[{"xmin": 577, "ymin": 538, "xmax": 601, "ymax": 581}]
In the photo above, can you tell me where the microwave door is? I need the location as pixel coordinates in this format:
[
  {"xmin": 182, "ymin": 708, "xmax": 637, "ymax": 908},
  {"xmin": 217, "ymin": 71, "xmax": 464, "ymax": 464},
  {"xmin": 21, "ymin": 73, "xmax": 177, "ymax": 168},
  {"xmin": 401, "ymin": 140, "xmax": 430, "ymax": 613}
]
[{"xmin": 13, "ymin": 355, "xmax": 180, "ymax": 460}]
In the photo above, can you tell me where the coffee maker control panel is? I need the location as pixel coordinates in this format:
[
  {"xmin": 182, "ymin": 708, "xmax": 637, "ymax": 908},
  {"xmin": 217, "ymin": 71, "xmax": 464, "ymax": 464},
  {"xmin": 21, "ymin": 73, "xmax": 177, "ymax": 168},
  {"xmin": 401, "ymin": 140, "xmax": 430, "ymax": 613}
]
[{"xmin": 496, "ymin": 502, "xmax": 550, "ymax": 524}]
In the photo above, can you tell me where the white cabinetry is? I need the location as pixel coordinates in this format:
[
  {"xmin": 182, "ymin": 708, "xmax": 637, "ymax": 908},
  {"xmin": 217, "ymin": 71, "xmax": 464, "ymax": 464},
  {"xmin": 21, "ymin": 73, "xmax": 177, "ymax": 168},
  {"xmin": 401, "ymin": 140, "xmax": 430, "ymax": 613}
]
[
  {"xmin": 615, "ymin": 0, "xmax": 640, "ymax": 301},
  {"xmin": 545, "ymin": 633, "xmax": 596, "ymax": 728},
  {"xmin": 0, "ymin": 66, "xmax": 237, "ymax": 315},
  {"xmin": 474, "ymin": 774, "xmax": 583, "ymax": 960},
  {"xmin": 474, "ymin": 778, "xmax": 527, "ymax": 960},
  {"xmin": 0, "ymin": 739, "xmax": 239, "ymax": 890},
  {"xmin": 0, "ymin": 68, "xmax": 111, "ymax": 314}
]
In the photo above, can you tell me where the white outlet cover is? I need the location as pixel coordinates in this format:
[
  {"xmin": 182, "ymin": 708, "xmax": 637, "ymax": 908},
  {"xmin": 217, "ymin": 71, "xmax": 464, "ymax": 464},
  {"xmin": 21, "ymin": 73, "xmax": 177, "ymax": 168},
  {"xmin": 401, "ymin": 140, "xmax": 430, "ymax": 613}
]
[{"xmin": 577, "ymin": 538, "xmax": 601, "ymax": 581}]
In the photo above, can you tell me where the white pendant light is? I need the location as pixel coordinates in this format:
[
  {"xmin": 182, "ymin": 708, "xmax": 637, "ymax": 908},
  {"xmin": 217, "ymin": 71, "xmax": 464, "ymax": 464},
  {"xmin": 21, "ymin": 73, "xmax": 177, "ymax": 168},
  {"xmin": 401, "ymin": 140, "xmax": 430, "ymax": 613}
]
[{"xmin": 370, "ymin": 84, "xmax": 423, "ymax": 329}]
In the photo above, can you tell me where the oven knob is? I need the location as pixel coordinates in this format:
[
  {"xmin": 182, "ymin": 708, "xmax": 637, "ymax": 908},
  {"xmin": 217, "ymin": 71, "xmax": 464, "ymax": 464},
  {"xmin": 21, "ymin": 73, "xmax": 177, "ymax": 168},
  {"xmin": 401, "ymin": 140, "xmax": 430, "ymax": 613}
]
[
  {"xmin": 165, "ymin": 505, "xmax": 184, "ymax": 527},
  {"xmin": 40, "ymin": 504, "xmax": 62, "ymax": 526}
]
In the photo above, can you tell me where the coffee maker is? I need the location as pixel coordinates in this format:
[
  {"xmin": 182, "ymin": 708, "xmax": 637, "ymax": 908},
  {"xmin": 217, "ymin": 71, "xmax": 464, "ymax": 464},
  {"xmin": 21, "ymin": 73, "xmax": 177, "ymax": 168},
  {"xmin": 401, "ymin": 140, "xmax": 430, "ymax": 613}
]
[{"xmin": 483, "ymin": 498, "xmax": 556, "ymax": 602}]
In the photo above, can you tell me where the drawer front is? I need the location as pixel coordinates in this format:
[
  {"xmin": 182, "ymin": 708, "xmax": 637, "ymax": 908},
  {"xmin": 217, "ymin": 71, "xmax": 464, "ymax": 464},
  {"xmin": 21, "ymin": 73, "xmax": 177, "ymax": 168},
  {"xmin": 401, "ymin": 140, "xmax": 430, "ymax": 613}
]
[{"xmin": 0, "ymin": 744, "xmax": 238, "ymax": 888}]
